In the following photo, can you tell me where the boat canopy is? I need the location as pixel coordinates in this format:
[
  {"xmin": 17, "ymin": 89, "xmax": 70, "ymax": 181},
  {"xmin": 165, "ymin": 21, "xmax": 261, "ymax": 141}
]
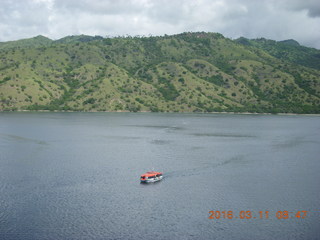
[{"xmin": 140, "ymin": 171, "xmax": 162, "ymax": 178}]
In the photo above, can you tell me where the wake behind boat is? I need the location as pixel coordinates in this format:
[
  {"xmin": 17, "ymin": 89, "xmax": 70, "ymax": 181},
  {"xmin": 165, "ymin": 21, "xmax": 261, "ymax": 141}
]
[{"xmin": 140, "ymin": 171, "xmax": 163, "ymax": 183}]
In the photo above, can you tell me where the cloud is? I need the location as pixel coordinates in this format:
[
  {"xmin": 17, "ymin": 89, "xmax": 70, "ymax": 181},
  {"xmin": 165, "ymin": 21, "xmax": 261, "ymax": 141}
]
[
  {"xmin": 280, "ymin": 0, "xmax": 320, "ymax": 17},
  {"xmin": 0, "ymin": 0, "xmax": 319, "ymax": 49}
]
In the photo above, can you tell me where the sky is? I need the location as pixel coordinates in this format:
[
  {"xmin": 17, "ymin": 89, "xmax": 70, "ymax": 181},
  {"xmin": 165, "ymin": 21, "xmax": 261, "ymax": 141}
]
[{"xmin": 0, "ymin": 0, "xmax": 319, "ymax": 48}]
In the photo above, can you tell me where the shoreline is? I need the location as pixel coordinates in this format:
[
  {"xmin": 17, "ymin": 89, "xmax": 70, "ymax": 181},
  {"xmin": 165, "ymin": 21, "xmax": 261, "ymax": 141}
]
[{"xmin": 1, "ymin": 110, "xmax": 319, "ymax": 116}]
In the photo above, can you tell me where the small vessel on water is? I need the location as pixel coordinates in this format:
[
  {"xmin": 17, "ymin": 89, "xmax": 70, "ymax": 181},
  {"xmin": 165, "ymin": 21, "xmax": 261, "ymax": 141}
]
[{"xmin": 140, "ymin": 171, "xmax": 163, "ymax": 183}]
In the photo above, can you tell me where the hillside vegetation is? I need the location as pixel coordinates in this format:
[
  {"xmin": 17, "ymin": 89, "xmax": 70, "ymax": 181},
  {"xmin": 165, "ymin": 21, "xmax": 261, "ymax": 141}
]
[{"xmin": 0, "ymin": 32, "xmax": 319, "ymax": 113}]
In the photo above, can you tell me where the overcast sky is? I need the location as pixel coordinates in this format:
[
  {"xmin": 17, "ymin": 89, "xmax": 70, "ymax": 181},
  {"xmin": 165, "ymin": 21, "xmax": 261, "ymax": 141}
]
[{"xmin": 0, "ymin": 0, "xmax": 319, "ymax": 48}]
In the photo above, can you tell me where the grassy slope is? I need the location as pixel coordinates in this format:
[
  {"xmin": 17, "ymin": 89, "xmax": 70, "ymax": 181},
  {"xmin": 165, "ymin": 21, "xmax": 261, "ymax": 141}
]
[
  {"xmin": 0, "ymin": 35, "xmax": 52, "ymax": 50},
  {"xmin": 0, "ymin": 32, "xmax": 319, "ymax": 113}
]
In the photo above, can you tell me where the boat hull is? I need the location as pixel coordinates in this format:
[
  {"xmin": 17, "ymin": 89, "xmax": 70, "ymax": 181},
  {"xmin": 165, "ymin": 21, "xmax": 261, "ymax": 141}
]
[{"xmin": 140, "ymin": 176, "xmax": 163, "ymax": 183}]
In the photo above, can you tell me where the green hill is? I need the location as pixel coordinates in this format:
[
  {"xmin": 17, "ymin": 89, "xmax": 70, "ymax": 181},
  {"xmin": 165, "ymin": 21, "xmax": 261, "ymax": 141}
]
[
  {"xmin": 235, "ymin": 37, "xmax": 320, "ymax": 70},
  {"xmin": 0, "ymin": 35, "xmax": 52, "ymax": 50},
  {"xmin": 55, "ymin": 35, "xmax": 104, "ymax": 44},
  {"xmin": 0, "ymin": 32, "xmax": 319, "ymax": 113}
]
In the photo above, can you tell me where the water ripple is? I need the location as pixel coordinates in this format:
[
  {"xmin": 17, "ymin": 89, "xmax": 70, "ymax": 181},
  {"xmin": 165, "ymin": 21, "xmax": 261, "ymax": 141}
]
[
  {"xmin": 0, "ymin": 133, "xmax": 47, "ymax": 145},
  {"xmin": 191, "ymin": 133, "xmax": 255, "ymax": 138}
]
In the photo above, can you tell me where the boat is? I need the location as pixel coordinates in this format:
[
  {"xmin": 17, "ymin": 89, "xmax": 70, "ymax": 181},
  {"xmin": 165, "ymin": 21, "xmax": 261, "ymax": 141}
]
[{"xmin": 140, "ymin": 171, "xmax": 163, "ymax": 183}]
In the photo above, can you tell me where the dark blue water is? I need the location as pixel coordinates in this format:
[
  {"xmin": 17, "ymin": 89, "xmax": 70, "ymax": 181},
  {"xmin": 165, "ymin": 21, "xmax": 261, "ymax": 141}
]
[{"xmin": 0, "ymin": 112, "xmax": 319, "ymax": 240}]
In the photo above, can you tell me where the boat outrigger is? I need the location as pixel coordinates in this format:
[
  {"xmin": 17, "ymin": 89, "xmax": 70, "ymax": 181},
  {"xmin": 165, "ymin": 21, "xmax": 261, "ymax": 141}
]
[{"xmin": 140, "ymin": 171, "xmax": 163, "ymax": 183}]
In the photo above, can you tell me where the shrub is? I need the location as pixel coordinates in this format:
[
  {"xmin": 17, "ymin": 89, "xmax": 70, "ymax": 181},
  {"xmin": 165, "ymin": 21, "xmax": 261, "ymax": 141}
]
[{"xmin": 83, "ymin": 98, "xmax": 96, "ymax": 105}]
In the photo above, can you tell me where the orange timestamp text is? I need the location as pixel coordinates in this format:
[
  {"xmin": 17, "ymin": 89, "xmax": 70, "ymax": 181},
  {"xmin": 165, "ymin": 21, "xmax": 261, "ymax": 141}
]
[{"xmin": 208, "ymin": 210, "xmax": 308, "ymax": 220}]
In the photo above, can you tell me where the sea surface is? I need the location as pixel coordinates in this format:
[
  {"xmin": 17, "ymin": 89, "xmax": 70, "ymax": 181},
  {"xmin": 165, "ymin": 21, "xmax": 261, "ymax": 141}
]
[{"xmin": 0, "ymin": 112, "xmax": 319, "ymax": 240}]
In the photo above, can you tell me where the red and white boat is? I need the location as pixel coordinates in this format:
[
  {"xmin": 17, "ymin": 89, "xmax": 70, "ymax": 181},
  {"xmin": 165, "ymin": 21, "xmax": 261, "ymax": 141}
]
[{"xmin": 140, "ymin": 171, "xmax": 163, "ymax": 183}]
